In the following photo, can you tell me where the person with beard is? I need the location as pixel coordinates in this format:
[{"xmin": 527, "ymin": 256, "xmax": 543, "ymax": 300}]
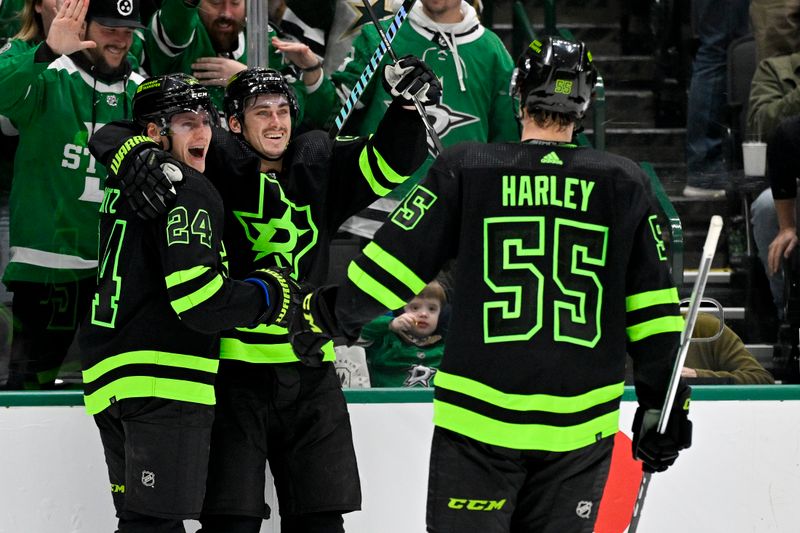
[
  {"xmin": 144, "ymin": 0, "xmax": 312, "ymax": 113},
  {"xmin": 0, "ymin": 0, "xmax": 143, "ymax": 390}
]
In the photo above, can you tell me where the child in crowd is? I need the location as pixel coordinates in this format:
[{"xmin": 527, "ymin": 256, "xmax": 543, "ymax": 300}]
[{"xmin": 359, "ymin": 281, "xmax": 447, "ymax": 387}]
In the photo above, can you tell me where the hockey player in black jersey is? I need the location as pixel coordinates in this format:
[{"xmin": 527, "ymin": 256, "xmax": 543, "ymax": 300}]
[
  {"xmin": 71, "ymin": 74, "xmax": 297, "ymax": 533},
  {"xmin": 93, "ymin": 62, "xmax": 438, "ymax": 532},
  {"xmin": 297, "ymin": 37, "xmax": 693, "ymax": 533}
]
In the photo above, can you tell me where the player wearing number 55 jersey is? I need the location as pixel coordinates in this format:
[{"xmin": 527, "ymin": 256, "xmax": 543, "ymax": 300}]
[
  {"xmin": 313, "ymin": 38, "xmax": 692, "ymax": 532},
  {"xmin": 70, "ymin": 74, "xmax": 291, "ymax": 533}
]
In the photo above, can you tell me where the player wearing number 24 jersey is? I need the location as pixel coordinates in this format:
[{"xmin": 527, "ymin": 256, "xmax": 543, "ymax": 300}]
[
  {"xmin": 71, "ymin": 74, "xmax": 291, "ymax": 533},
  {"xmin": 307, "ymin": 37, "xmax": 691, "ymax": 533}
]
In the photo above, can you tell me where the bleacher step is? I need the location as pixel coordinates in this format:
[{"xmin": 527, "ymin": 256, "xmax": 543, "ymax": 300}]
[
  {"xmin": 585, "ymin": 89, "xmax": 655, "ymax": 128},
  {"xmin": 585, "ymin": 127, "xmax": 685, "ymax": 163}
]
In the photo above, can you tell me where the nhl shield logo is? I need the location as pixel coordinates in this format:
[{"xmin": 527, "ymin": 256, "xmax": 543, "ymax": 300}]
[
  {"xmin": 141, "ymin": 470, "xmax": 155, "ymax": 488},
  {"xmin": 117, "ymin": 0, "xmax": 133, "ymax": 16},
  {"xmin": 576, "ymin": 500, "xmax": 592, "ymax": 519},
  {"xmin": 107, "ymin": 95, "xmax": 118, "ymax": 107}
]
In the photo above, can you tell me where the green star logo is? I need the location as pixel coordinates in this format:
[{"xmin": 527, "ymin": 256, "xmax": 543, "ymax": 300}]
[
  {"xmin": 233, "ymin": 173, "xmax": 318, "ymax": 277},
  {"xmin": 343, "ymin": 0, "xmax": 394, "ymax": 39}
]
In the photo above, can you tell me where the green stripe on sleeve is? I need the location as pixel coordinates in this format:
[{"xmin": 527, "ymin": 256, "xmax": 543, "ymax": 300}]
[
  {"xmin": 82, "ymin": 350, "xmax": 219, "ymax": 384},
  {"xmin": 165, "ymin": 265, "xmax": 211, "ymax": 289},
  {"xmin": 627, "ymin": 315, "xmax": 684, "ymax": 342},
  {"xmin": 362, "ymin": 242, "xmax": 426, "ymax": 295},
  {"xmin": 358, "ymin": 146, "xmax": 392, "ymax": 196},
  {"xmin": 170, "ymin": 274, "xmax": 224, "ymax": 315},
  {"xmin": 434, "ymin": 371, "xmax": 624, "ymax": 413},
  {"xmin": 83, "ymin": 376, "xmax": 216, "ymax": 415},
  {"xmin": 219, "ymin": 338, "xmax": 336, "ymax": 363},
  {"xmin": 626, "ymin": 287, "xmax": 679, "ymax": 312},
  {"xmin": 347, "ymin": 261, "xmax": 407, "ymax": 310},
  {"xmin": 373, "ymin": 146, "xmax": 408, "ymax": 184},
  {"xmin": 433, "ymin": 400, "xmax": 620, "ymax": 451}
]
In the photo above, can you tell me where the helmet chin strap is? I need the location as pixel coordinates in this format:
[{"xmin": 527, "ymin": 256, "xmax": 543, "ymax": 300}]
[{"xmin": 158, "ymin": 117, "xmax": 173, "ymax": 152}]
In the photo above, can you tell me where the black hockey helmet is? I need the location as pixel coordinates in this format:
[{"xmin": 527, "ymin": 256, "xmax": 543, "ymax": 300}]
[
  {"xmin": 511, "ymin": 37, "xmax": 597, "ymax": 119},
  {"xmin": 223, "ymin": 67, "xmax": 299, "ymax": 123},
  {"xmin": 133, "ymin": 73, "xmax": 216, "ymax": 130}
]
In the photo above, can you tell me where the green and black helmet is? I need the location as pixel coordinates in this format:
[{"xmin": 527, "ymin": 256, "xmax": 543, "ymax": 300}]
[
  {"xmin": 133, "ymin": 73, "xmax": 216, "ymax": 131},
  {"xmin": 512, "ymin": 37, "xmax": 597, "ymax": 119}
]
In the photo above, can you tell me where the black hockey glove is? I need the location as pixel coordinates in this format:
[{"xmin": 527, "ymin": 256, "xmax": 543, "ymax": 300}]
[
  {"xmin": 109, "ymin": 136, "xmax": 183, "ymax": 220},
  {"xmin": 244, "ymin": 267, "xmax": 303, "ymax": 327},
  {"xmin": 286, "ymin": 285, "xmax": 343, "ymax": 366},
  {"xmin": 382, "ymin": 55, "xmax": 442, "ymax": 106},
  {"xmin": 245, "ymin": 269, "xmax": 342, "ymax": 366},
  {"xmin": 632, "ymin": 386, "xmax": 693, "ymax": 473}
]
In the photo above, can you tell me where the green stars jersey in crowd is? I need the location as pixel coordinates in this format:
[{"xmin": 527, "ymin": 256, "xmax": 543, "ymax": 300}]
[
  {"xmin": 0, "ymin": 42, "xmax": 143, "ymax": 285},
  {"xmin": 143, "ymin": 0, "xmax": 309, "ymax": 116}
]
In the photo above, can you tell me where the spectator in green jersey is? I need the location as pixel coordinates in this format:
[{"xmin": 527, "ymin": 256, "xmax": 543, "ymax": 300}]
[{"xmin": 0, "ymin": 0, "xmax": 143, "ymax": 389}]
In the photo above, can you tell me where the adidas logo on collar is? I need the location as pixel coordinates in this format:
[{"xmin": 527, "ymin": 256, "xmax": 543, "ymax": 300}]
[{"xmin": 540, "ymin": 151, "xmax": 563, "ymax": 165}]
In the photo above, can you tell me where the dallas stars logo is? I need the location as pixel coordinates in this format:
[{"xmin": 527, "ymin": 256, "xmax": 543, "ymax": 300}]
[
  {"xmin": 342, "ymin": 0, "xmax": 396, "ymax": 40},
  {"xmin": 384, "ymin": 79, "xmax": 480, "ymax": 155},
  {"xmin": 232, "ymin": 173, "xmax": 318, "ymax": 278},
  {"xmin": 404, "ymin": 364, "xmax": 437, "ymax": 387}
]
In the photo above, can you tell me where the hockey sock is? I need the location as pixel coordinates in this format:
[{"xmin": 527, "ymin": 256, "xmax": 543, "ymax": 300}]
[
  {"xmin": 117, "ymin": 514, "xmax": 184, "ymax": 533},
  {"xmin": 198, "ymin": 514, "xmax": 262, "ymax": 533},
  {"xmin": 281, "ymin": 511, "xmax": 345, "ymax": 533}
]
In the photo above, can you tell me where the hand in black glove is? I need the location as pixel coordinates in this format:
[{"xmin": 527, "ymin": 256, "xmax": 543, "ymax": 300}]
[
  {"xmin": 382, "ymin": 55, "xmax": 442, "ymax": 106},
  {"xmin": 632, "ymin": 386, "xmax": 693, "ymax": 473},
  {"xmin": 287, "ymin": 285, "xmax": 343, "ymax": 366},
  {"xmin": 110, "ymin": 136, "xmax": 183, "ymax": 220},
  {"xmin": 243, "ymin": 269, "xmax": 339, "ymax": 366},
  {"xmin": 243, "ymin": 267, "xmax": 303, "ymax": 327}
]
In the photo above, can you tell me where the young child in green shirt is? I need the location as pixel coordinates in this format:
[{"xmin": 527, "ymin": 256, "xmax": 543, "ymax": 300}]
[{"xmin": 359, "ymin": 281, "xmax": 447, "ymax": 388}]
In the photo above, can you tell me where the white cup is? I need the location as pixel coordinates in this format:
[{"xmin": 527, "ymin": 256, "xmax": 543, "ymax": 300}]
[{"xmin": 742, "ymin": 141, "xmax": 767, "ymax": 176}]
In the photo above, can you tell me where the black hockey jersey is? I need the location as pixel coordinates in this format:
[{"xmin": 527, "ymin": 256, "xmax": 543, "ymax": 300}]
[
  {"xmin": 335, "ymin": 141, "xmax": 683, "ymax": 452},
  {"xmin": 71, "ymin": 150, "xmax": 265, "ymax": 415},
  {"xmin": 203, "ymin": 102, "xmax": 426, "ymax": 364},
  {"xmin": 89, "ymin": 103, "xmax": 427, "ymax": 366}
]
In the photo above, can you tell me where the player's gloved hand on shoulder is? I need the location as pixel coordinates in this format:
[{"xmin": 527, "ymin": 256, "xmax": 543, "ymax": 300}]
[
  {"xmin": 632, "ymin": 386, "xmax": 693, "ymax": 473},
  {"xmin": 382, "ymin": 55, "xmax": 442, "ymax": 106},
  {"xmin": 244, "ymin": 267, "xmax": 302, "ymax": 327},
  {"xmin": 287, "ymin": 285, "xmax": 343, "ymax": 366},
  {"xmin": 110, "ymin": 136, "xmax": 183, "ymax": 220}
]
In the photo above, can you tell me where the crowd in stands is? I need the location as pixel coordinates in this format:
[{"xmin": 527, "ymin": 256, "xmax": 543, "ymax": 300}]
[{"xmin": 0, "ymin": 0, "xmax": 787, "ymax": 392}]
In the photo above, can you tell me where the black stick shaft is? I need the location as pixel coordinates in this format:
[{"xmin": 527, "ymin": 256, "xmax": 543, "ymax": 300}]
[{"xmin": 360, "ymin": 0, "xmax": 444, "ymax": 155}]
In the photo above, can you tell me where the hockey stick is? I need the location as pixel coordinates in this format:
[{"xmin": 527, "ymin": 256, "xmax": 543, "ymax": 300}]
[
  {"xmin": 328, "ymin": 0, "xmax": 417, "ymax": 137},
  {"xmin": 360, "ymin": 0, "xmax": 444, "ymax": 155},
  {"xmin": 628, "ymin": 214, "xmax": 724, "ymax": 533}
]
